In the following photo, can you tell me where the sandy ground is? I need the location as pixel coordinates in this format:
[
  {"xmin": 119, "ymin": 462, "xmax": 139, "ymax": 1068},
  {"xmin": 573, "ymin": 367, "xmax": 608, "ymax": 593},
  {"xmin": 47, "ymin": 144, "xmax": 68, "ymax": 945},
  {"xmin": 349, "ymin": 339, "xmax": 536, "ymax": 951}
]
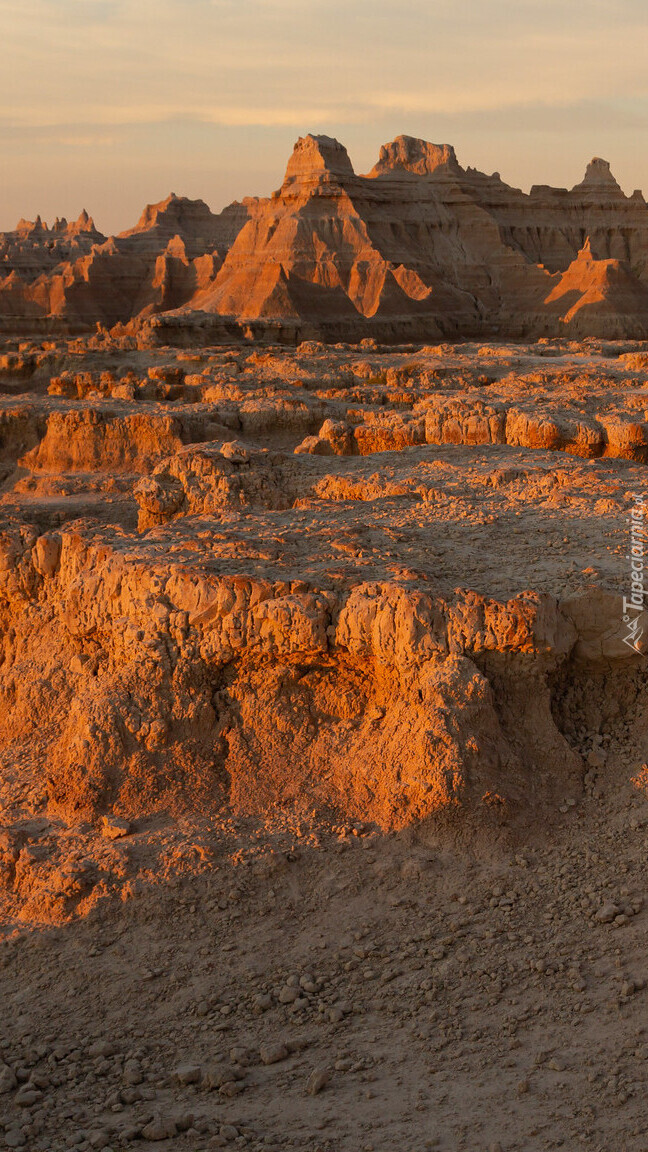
[
  {"xmin": 3, "ymin": 736, "xmax": 648, "ymax": 1152},
  {"xmin": 2, "ymin": 337, "xmax": 648, "ymax": 1150}
]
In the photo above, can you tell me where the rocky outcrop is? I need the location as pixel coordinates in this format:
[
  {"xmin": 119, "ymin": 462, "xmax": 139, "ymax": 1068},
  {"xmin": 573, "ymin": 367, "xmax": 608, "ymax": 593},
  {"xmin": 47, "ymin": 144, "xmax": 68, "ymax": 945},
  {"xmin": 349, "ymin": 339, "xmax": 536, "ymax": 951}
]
[
  {"xmin": 134, "ymin": 442, "xmax": 304, "ymax": 529},
  {"xmin": 0, "ymin": 337, "xmax": 645, "ymax": 847},
  {"xmin": 191, "ymin": 134, "xmax": 486, "ymax": 336},
  {"xmin": 368, "ymin": 136, "xmax": 461, "ymax": 177},
  {"xmin": 0, "ymin": 195, "xmax": 254, "ymax": 330},
  {"xmin": 5, "ymin": 134, "xmax": 648, "ymax": 339},
  {"xmin": 182, "ymin": 134, "xmax": 648, "ymax": 342},
  {"xmin": 0, "ymin": 211, "xmax": 105, "ymax": 280},
  {"xmin": 298, "ymin": 391, "xmax": 648, "ymax": 463},
  {"xmin": 119, "ymin": 194, "xmax": 251, "ymax": 258},
  {"xmin": 543, "ymin": 241, "xmax": 648, "ymax": 337},
  {"xmin": 18, "ymin": 408, "xmax": 231, "ymax": 474},
  {"xmin": 0, "ymin": 518, "xmax": 596, "ymax": 827}
]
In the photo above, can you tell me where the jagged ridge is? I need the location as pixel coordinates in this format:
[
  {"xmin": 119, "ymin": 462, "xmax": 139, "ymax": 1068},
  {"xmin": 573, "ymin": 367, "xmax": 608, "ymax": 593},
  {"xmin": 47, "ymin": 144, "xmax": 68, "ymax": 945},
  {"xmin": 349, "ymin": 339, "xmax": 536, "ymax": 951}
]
[{"xmin": 3, "ymin": 133, "xmax": 648, "ymax": 339}]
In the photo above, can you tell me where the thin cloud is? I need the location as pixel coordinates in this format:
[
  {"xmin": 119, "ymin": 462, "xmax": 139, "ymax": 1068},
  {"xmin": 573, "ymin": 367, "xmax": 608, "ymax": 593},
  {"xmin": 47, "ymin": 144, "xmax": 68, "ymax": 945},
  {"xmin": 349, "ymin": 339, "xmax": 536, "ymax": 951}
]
[{"xmin": 1, "ymin": 0, "xmax": 648, "ymax": 229}]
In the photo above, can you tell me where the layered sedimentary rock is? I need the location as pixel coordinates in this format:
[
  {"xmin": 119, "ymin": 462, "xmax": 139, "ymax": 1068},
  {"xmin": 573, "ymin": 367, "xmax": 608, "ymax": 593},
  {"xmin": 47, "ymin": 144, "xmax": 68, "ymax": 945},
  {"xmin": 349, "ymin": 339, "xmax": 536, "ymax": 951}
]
[
  {"xmin": 3, "ymin": 293, "xmax": 648, "ymax": 1152},
  {"xmin": 4, "ymin": 135, "xmax": 648, "ymax": 339},
  {"xmin": 192, "ymin": 134, "xmax": 497, "ymax": 337},
  {"xmin": 0, "ymin": 194, "xmax": 254, "ymax": 330},
  {"xmin": 0, "ymin": 210, "xmax": 104, "ymax": 272},
  {"xmin": 189, "ymin": 134, "xmax": 648, "ymax": 341}
]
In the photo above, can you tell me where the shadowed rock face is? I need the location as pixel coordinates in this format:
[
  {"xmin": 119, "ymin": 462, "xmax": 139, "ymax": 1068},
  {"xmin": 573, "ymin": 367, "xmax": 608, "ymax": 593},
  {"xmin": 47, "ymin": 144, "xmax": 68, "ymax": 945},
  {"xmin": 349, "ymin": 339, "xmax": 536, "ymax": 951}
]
[{"xmin": 3, "ymin": 134, "xmax": 648, "ymax": 341}]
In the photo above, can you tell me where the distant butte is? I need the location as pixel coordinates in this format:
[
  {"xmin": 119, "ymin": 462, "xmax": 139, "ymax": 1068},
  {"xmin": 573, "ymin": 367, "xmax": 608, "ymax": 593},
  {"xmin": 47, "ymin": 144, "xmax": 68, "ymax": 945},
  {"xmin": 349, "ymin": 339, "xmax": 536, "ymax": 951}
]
[{"xmin": 3, "ymin": 133, "xmax": 648, "ymax": 341}]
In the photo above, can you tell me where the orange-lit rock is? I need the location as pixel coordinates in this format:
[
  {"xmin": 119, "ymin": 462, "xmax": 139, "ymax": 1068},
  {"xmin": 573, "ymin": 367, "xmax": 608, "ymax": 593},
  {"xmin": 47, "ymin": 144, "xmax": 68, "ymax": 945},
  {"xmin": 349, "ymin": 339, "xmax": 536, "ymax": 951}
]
[{"xmin": 5, "ymin": 137, "xmax": 648, "ymax": 339}]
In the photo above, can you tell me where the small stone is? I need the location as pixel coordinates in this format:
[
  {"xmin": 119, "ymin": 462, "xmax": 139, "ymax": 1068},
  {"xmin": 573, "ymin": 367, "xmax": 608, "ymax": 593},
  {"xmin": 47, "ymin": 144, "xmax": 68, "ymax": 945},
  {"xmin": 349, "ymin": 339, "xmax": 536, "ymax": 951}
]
[
  {"xmin": 219, "ymin": 1126, "xmax": 239, "ymax": 1141},
  {"xmin": 29, "ymin": 1071, "xmax": 50, "ymax": 1090},
  {"xmin": 230, "ymin": 1046, "xmax": 258, "ymax": 1066},
  {"xmin": 203, "ymin": 1062, "xmax": 244, "ymax": 1089},
  {"xmin": 278, "ymin": 986, "xmax": 300, "ymax": 1004},
  {"xmin": 219, "ymin": 1080, "xmax": 245, "ymax": 1097},
  {"xmin": 173, "ymin": 1063, "xmax": 202, "ymax": 1085},
  {"xmin": 284, "ymin": 1036, "xmax": 310, "ymax": 1055},
  {"xmin": 4, "ymin": 1131, "xmax": 27, "ymax": 1149},
  {"xmin": 88, "ymin": 1131, "xmax": 113, "ymax": 1150},
  {"xmin": 517, "ymin": 1079, "xmax": 530, "ymax": 1095},
  {"xmin": 100, "ymin": 815, "xmax": 132, "ymax": 840},
  {"xmin": 595, "ymin": 903, "xmax": 618, "ymax": 924},
  {"xmin": 0, "ymin": 1062, "xmax": 18, "ymax": 1093},
  {"xmin": 220, "ymin": 441, "xmax": 249, "ymax": 463},
  {"xmin": 259, "ymin": 1043, "xmax": 289, "ymax": 1065},
  {"xmin": 88, "ymin": 1040, "xmax": 116, "ymax": 1059},
  {"xmin": 306, "ymin": 1067, "xmax": 330, "ymax": 1095},
  {"xmin": 122, "ymin": 1059, "xmax": 143, "ymax": 1086},
  {"xmin": 15, "ymin": 1086, "xmax": 42, "ymax": 1106},
  {"xmin": 140, "ymin": 1117, "xmax": 177, "ymax": 1141},
  {"xmin": 120, "ymin": 1086, "xmax": 142, "ymax": 1105}
]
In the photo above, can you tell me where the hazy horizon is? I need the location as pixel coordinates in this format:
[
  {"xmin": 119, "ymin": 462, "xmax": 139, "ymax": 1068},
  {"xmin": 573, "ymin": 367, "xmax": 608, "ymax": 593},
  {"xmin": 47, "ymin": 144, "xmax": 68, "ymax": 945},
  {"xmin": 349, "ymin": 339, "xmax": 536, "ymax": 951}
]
[{"xmin": 2, "ymin": 0, "xmax": 647, "ymax": 235}]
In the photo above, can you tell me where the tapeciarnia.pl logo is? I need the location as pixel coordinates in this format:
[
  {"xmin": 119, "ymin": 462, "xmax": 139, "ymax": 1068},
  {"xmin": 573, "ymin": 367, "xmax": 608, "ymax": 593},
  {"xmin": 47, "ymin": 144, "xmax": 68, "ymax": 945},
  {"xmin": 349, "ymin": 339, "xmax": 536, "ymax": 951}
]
[{"xmin": 623, "ymin": 492, "xmax": 648, "ymax": 654}]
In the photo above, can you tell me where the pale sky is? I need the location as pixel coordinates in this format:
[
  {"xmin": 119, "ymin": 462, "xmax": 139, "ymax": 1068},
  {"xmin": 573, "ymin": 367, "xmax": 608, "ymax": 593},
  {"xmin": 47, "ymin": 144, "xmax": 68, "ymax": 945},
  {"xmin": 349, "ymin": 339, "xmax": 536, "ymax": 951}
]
[{"xmin": 1, "ymin": 0, "xmax": 647, "ymax": 234}]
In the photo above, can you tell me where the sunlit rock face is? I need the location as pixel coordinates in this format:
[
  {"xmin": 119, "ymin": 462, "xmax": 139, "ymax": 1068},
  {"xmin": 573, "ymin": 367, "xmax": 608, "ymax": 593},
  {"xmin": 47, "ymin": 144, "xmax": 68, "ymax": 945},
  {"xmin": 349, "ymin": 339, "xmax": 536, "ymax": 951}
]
[
  {"xmin": 153, "ymin": 141, "xmax": 648, "ymax": 341},
  {"xmin": 0, "ymin": 331, "xmax": 646, "ymax": 859},
  {"xmin": 3, "ymin": 136, "xmax": 648, "ymax": 340}
]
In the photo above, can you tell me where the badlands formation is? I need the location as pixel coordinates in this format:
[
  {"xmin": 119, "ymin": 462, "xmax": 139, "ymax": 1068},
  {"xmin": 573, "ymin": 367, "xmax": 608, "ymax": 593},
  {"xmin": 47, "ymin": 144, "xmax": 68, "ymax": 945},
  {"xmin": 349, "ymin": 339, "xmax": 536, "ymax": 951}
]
[
  {"xmin": 1, "ymin": 138, "xmax": 648, "ymax": 1152},
  {"xmin": 4, "ymin": 134, "xmax": 648, "ymax": 341}
]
